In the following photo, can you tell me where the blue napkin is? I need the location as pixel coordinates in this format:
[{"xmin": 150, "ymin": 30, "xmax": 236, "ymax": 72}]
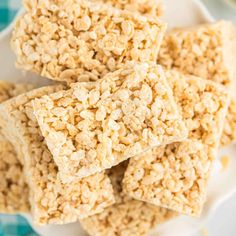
[{"xmin": 0, "ymin": 0, "xmax": 21, "ymax": 31}]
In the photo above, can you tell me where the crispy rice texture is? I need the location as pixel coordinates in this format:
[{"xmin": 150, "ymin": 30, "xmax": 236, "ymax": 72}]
[
  {"xmin": 12, "ymin": 0, "xmax": 166, "ymax": 83},
  {"xmin": 158, "ymin": 21, "xmax": 236, "ymax": 146},
  {"xmin": 32, "ymin": 63, "xmax": 187, "ymax": 183},
  {"xmin": 0, "ymin": 85, "xmax": 115, "ymax": 225},
  {"xmin": 80, "ymin": 161, "xmax": 177, "ymax": 236},
  {"xmin": 91, "ymin": 0, "xmax": 164, "ymax": 17},
  {"xmin": 123, "ymin": 70, "xmax": 230, "ymax": 216},
  {"xmin": 221, "ymin": 98, "xmax": 236, "ymax": 146},
  {"xmin": 0, "ymin": 81, "xmax": 34, "ymax": 213}
]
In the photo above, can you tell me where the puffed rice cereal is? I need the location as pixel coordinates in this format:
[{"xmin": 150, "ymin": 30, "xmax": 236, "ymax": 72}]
[
  {"xmin": 0, "ymin": 81, "xmax": 34, "ymax": 213},
  {"xmin": 158, "ymin": 21, "xmax": 236, "ymax": 146},
  {"xmin": 12, "ymin": 0, "xmax": 166, "ymax": 83},
  {"xmin": 0, "ymin": 85, "xmax": 115, "ymax": 225},
  {"xmin": 32, "ymin": 63, "xmax": 187, "ymax": 183},
  {"xmin": 80, "ymin": 161, "xmax": 177, "ymax": 236},
  {"xmin": 92, "ymin": 0, "xmax": 164, "ymax": 17},
  {"xmin": 123, "ymin": 70, "xmax": 230, "ymax": 216}
]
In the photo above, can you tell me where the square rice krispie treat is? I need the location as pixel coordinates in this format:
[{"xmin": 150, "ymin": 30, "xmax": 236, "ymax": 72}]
[
  {"xmin": 0, "ymin": 85, "xmax": 115, "ymax": 225},
  {"xmin": 123, "ymin": 70, "xmax": 230, "ymax": 216},
  {"xmin": 12, "ymin": 0, "xmax": 166, "ymax": 83},
  {"xmin": 80, "ymin": 161, "xmax": 177, "ymax": 236},
  {"xmin": 32, "ymin": 63, "xmax": 187, "ymax": 183},
  {"xmin": 92, "ymin": 0, "xmax": 163, "ymax": 17},
  {"xmin": 0, "ymin": 81, "xmax": 34, "ymax": 213},
  {"xmin": 158, "ymin": 21, "xmax": 236, "ymax": 86},
  {"xmin": 158, "ymin": 21, "xmax": 236, "ymax": 146}
]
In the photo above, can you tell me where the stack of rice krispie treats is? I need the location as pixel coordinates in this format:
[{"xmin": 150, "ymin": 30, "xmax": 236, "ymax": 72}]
[{"xmin": 0, "ymin": 0, "xmax": 236, "ymax": 235}]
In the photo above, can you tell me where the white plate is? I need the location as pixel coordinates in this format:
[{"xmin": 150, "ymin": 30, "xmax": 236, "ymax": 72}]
[{"xmin": 1, "ymin": 1, "xmax": 236, "ymax": 236}]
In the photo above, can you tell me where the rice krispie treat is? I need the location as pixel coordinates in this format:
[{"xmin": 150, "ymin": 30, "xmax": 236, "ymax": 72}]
[
  {"xmin": 0, "ymin": 81, "xmax": 34, "ymax": 104},
  {"xmin": 158, "ymin": 21, "xmax": 236, "ymax": 86},
  {"xmin": 92, "ymin": 0, "xmax": 164, "ymax": 17},
  {"xmin": 12, "ymin": 0, "xmax": 166, "ymax": 83},
  {"xmin": 0, "ymin": 85, "xmax": 115, "ymax": 225},
  {"xmin": 158, "ymin": 21, "xmax": 236, "ymax": 146},
  {"xmin": 32, "ymin": 63, "xmax": 187, "ymax": 183},
  {"xmin": 123, "ymin": 70, "xmax": 230, "ymax": 216},
  {"xmin": 221, "ymin": 99, "xmax": 236, "ymax": 145},
  {"xmin": 0, "ymin": 134, "xmax": 29, "ymax": 213},
  {"xmin": 0, "ymin": 81, "xmax": 34, "ymax": 213},
  {"xmin": 80, "ymin": 161, "xmax": 177, "ymax": 236}
]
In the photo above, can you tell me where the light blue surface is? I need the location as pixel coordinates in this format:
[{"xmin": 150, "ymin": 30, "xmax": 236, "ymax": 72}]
[
  {"xmin": 0, "ymin": 215, "xmax": 37, "ymax": 236},
  {"xmin": 0, "ymin": 0, "xmax": 21, "ymax": 31}
]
